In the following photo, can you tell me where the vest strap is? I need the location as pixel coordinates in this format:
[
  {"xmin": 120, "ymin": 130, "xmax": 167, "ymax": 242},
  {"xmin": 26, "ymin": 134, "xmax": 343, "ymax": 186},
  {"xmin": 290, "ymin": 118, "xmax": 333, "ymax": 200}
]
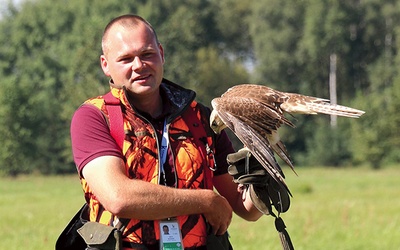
[
  {"xmin": 103, "ymin": 92, "xmax": 124, "ymax": 150},
  {"xmin": 102, "ymin": 91, "xmax": 131, "ymax": 232}
]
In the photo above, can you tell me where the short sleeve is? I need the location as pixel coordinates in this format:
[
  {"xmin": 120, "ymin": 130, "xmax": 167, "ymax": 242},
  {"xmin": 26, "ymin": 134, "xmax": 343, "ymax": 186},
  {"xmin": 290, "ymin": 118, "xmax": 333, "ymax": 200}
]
[
  {"xmin": 70, "ymin": 104, "xmax": 123, "ymax": 174},
  {"xmin": 213, "ymin": 130, "xmax": 235, "ymax": 176}
]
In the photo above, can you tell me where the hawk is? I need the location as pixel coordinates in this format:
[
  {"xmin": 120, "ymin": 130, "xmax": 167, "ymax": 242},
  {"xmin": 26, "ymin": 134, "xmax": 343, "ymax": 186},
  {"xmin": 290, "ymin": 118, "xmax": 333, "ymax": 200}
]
[{"xmin": 210, "ymin": 84, "xmax": 365, "ymax": 193}]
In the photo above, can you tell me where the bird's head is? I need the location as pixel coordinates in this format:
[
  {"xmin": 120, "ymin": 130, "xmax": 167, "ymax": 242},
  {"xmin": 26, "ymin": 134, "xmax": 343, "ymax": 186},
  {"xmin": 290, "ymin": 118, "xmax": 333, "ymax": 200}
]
[{"xmin": 210, "ymin": 109, "xmax": 227, "ymax": 134}]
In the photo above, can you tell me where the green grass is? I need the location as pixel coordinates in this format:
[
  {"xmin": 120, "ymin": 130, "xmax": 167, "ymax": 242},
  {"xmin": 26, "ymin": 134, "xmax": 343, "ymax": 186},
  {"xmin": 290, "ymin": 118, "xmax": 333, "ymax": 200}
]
[
  {"xmin": 229, "ymin": 166, "xmax": 400, "ymax": 250},
  {"xmin": 0, "ymin": 175, "xmax": 83, "ymax": 249},
  {"xmin": 2, "ymin": 167, "xmax": 400, "ymax": 250}
]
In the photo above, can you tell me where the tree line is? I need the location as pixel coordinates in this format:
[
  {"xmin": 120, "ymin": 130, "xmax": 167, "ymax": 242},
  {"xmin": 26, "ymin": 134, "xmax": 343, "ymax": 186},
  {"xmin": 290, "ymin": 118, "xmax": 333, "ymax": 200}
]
[{"xmin": 0, "ymin": 0, "xmax": 399, "ymax": 176}]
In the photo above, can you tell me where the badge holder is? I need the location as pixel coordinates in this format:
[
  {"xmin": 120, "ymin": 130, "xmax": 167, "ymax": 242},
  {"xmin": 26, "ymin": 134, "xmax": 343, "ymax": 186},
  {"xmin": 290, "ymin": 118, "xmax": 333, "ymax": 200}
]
[
  {"xmin": 159, "ymin": 218, "xmax": 184, "ymax": 250},
  {"xmin": 159, "ymin": 121, "xmax": 183, "ymax": 249}
]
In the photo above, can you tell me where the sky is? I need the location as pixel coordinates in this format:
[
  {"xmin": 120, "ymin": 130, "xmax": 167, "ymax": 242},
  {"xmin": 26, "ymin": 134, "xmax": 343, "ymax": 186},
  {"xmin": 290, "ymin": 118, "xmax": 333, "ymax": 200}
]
[
  {"xmin": 0, "ymin": 0, "xmax": 25, "ymax": 18},
  {"xmin": 1, "ymin": 0, "xmax": 24, "ymax": 5}
]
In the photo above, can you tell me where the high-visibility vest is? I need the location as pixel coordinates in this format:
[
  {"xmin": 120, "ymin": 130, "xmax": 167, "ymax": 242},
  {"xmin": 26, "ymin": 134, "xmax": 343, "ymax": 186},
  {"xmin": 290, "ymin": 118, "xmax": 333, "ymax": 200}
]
[{"xmin": 80, "ymin": 86, "xmax": 216, "ymax": 248}]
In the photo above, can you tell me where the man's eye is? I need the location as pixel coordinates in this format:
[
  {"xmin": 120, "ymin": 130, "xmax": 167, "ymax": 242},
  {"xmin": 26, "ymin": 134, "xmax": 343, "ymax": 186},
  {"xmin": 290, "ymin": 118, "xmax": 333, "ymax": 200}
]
[
  {"xmin": 119, "ymin": 57, "xmax": 132, "ymax": 62},
  {"xmin": 141, "ymin": 53, "xmax": 153, "ymax": 59}
]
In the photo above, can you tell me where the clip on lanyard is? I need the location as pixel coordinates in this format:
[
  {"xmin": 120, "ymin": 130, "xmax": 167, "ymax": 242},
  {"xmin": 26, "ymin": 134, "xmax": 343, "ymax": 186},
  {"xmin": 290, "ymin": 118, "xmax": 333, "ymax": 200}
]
[{"xmin": 159, "ymin": 119, "xmax": 169, "ymax": 184}]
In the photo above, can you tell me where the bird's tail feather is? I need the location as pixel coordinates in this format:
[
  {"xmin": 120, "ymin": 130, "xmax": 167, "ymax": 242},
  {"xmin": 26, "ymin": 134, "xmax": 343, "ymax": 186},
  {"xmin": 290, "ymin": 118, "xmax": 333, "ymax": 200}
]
[{"xmin": 307, "ymin": 102, "xmax": 365, "ymax": 118}]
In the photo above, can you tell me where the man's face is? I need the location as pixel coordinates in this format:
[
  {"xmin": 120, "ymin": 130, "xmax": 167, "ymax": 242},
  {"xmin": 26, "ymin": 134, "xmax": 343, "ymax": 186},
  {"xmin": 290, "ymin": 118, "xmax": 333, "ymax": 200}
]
[{"xmin": 100, "ymin": 23, "xmax": 164, "ymax": 99}]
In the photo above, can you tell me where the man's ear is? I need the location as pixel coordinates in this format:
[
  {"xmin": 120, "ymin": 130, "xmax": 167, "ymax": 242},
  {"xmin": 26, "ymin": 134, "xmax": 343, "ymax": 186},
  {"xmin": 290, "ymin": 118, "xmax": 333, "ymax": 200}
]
[
  {"xmin": 158, "ymin": 43, "xmax": 165, "ymax": 64},
  {"xmin": 100, "ymin": 55, "xmax": 111, "ymax": 77}
]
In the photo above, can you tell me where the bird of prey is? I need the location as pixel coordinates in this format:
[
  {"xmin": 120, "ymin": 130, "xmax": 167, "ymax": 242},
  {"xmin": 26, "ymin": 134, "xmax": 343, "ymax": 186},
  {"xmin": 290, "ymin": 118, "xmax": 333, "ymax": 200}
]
[{"xmin": 210, "ymin": 84, "xmax": 365, "ymax": 193}]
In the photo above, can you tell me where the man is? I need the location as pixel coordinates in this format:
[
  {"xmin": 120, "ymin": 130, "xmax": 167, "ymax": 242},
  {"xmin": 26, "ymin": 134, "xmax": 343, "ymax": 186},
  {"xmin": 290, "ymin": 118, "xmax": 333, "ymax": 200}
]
[{"xmin": 70, "ymin": 14, "xmax": 262, "ymax": 249}]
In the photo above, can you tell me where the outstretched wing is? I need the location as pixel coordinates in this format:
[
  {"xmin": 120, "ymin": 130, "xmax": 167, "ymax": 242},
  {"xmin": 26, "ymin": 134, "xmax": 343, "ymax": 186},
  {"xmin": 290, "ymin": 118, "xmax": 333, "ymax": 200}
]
[
  {"xmin": 211, "ymin": 83, "xmax": 365, "ymax": 195},
  {"xmin": 223, "ymin": 84, "xmax": 365, "ymax": 118},
  {"xmin": 213, "ymin": 84, "xmax": 298, "ymax": 168},
  {"xmin": 212, "ymin": 96, "xmax": 292, "ymax": 193}
]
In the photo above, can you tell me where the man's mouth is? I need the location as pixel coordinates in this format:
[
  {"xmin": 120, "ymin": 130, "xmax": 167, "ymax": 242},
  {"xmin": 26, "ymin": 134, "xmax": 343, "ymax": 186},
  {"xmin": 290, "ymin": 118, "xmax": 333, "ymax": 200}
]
[{"xmin": 132, "ymin": 74, "xmax": 151, "ymax": 82}]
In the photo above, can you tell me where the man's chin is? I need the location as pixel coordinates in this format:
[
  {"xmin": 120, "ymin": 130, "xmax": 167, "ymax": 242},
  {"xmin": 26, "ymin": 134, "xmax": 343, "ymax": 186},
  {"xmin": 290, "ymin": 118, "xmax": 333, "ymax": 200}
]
[{"xmin": 127, "ymin": 83, "xmax": 160, "ymax": 95}]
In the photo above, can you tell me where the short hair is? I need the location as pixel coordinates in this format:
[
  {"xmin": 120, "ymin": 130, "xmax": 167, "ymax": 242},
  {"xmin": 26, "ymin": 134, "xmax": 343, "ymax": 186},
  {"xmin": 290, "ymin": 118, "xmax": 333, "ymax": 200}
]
[{"xmin": 101, "ymin": 14, "xmax": 159, "ymax": 55}]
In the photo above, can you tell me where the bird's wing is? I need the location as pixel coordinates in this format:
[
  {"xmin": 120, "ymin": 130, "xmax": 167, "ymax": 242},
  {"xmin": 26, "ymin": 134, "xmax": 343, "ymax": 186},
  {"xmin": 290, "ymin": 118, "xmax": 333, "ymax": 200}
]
[
  {"xmin": 222, "ymin": 84, "xmax": 365, "ymax": 118},
  {"xmin": 215, "ymin": 84, "xmax": 297, "ymax": 169},
  {"xmin": 212, "ymin": 96, "xmax": 291, "ymax": 193},
  {"xmin": 221, "ymin": 84, "xmax": 288, "ymax": 109},
  {"xmin": 212, "ymin": 83, "xmax": 365, "ymax": 193}
]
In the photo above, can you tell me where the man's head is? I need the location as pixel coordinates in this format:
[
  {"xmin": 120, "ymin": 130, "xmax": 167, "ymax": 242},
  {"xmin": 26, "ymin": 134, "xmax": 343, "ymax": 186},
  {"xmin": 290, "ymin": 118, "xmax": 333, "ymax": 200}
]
[{"xmin": 100, "ymin": 14, "xmax": 165, "ymax": 99}]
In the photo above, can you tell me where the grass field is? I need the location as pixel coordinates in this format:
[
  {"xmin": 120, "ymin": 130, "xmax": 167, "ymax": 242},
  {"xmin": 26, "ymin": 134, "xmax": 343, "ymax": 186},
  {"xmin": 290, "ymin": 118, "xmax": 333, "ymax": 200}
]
[{"xmin": 1, "ymin": 166, "xmax": 400, "ymax": 250}]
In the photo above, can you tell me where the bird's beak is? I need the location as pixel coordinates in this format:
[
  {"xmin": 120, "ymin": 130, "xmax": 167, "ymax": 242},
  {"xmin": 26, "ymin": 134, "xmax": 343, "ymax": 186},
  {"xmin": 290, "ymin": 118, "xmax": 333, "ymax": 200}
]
[{"xmin": 210, "ymin": 110, "xmax": 225, "ymax": 134}]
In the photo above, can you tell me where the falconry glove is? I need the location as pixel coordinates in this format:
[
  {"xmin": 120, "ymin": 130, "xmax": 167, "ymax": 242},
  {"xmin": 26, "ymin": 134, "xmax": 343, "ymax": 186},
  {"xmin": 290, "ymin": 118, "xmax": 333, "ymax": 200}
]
[
  {"xmin": 227, "ymin": 148, "xmax": 291, "ymax": 214},
  {"xmin": 227, "ymin": 149, "xmax": 268, "ymax": 185},
  {"xmin": 227, "ymin": 148, "xmax": 294, "ymax": 250}
]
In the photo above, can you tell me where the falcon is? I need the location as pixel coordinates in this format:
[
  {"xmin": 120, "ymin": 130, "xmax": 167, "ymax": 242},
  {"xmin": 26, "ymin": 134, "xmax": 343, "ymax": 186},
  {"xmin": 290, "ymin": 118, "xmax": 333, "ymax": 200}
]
[{"xmin": 210, "ymin": 84, "xmax": 365, "ymax": 192}]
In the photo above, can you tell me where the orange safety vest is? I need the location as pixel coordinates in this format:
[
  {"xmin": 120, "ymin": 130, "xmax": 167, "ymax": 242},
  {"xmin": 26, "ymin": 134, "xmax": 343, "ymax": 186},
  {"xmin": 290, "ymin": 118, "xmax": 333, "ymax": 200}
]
[{"xmin": 80, "ymin": 83, "xmax": 216, "ymax": 248}]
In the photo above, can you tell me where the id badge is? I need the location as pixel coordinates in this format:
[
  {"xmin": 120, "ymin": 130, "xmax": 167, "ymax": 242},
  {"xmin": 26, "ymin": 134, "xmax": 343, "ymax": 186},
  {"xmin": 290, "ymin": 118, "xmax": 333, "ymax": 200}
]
[{"xmin": 159, "ymin": 218, "xmax": 184, "ymax": 250}]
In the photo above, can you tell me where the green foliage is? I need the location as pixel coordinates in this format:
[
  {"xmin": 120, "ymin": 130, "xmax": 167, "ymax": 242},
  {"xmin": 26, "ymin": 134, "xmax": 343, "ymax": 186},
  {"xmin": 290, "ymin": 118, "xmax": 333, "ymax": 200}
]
[
  {"xmin": 155, "ymin": 0, "xmax": 221, "ymax": 86},
  {"xmin": 190, "ymin": 46, "xmax": 249, "ymax": 106},
  {"xmin": 0, "ymin": 0, "xmax": 70, "ymax": 175},
  {"xmin": 350, "ymin": 75, "xmax": 400, "ymax": 168},
  {"xmin": 348, "ymin": 1, "xmax": 400, "ymax": 168},
  {"xmin": 0, "ymin": 0, "xmax": 134, "ymax": 175},
  {"xmin": 212, "ymin": 0, "xmax": 254, "ymax": 57},
  {"xmin": 248, "ymin": 0, "xmax": 305, "ymax": 89},
  {"xmin": 247, "ymin": 0, "xmax": 400, "ymax": 168},
  {"xmin": 0, "ymin": 0, "xmax": 399, "ymax": 175},
  {"xmin": 303, "ymin": 118, "xmax": 352, "ymax": 166},
  {"xmin": 0, "ymin": 0, "xmax": 247, "ymax": 175}
]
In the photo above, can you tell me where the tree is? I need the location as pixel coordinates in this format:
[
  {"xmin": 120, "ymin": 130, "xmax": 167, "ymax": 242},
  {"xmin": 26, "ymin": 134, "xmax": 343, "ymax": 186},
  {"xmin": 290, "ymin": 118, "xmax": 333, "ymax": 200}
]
[
  {"xmin": 212, "ymin": 0, "xmax": 254, "ymax": 59},
  {"xmin": 349, "ymin": 0, "xmax": 400, "ymax": 168},
  {"xmin": 247, "ymin": 0, "xmax": 400, "ymax": 167},
  {"xmin": 247, "ymin": 0, "xmax": 305, "ymax": 91},
  {"xmin": 0, "ymin": 0, "xmax": 399, "ymax": 175},
  {"xmin": 0, "ymin": 0, "xmax": 73, "ymax": 175},
  {"xmin": 0, "ymin": 0, "xmax": 142, "ymax": 175},
  {"xmin": 190, "ymin": 46, "xmax": 249, "ymax": 106},
  {"xmin": 0, "ymin": 0, "xmax": 250, "ymax": 175}
]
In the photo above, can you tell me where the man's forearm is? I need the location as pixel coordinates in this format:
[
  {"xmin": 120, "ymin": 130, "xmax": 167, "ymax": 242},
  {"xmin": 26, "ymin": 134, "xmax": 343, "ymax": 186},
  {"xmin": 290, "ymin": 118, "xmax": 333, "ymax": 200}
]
[
  {"xmin": 83, "ymin": 155, "xmax": 233, "ymax": 234},
  {"xmin": 108, "ymin": 180, "xmax": 222, "ymax": 220}
]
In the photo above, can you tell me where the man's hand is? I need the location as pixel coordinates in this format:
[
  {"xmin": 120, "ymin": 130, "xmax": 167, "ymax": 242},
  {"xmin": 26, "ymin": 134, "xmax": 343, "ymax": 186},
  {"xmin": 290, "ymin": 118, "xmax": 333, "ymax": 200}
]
[{"xmin": 202, "ymin": 192, "xmax": 233, "ymax": 235}]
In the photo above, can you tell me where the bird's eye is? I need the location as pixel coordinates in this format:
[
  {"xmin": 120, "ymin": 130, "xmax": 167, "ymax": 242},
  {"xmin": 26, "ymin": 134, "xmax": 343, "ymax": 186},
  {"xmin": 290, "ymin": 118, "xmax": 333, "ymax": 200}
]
[{"xmin": 211, "ymin": 121, "xmax": 218, "ymax": 127}]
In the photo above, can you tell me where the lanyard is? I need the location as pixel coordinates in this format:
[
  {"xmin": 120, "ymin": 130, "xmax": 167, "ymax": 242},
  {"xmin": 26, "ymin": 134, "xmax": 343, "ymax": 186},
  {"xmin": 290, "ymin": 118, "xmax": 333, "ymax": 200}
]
[{"xmin": 159, "ymin": 119, "xmax": 169, "ymax": 177}]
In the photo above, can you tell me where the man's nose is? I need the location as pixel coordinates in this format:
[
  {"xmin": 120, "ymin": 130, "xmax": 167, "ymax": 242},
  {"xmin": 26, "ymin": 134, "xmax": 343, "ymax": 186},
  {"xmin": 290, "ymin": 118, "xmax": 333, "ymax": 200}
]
[{"xmin": 132, "ymin": 56, "xmax": 145, "ymax": 70}]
